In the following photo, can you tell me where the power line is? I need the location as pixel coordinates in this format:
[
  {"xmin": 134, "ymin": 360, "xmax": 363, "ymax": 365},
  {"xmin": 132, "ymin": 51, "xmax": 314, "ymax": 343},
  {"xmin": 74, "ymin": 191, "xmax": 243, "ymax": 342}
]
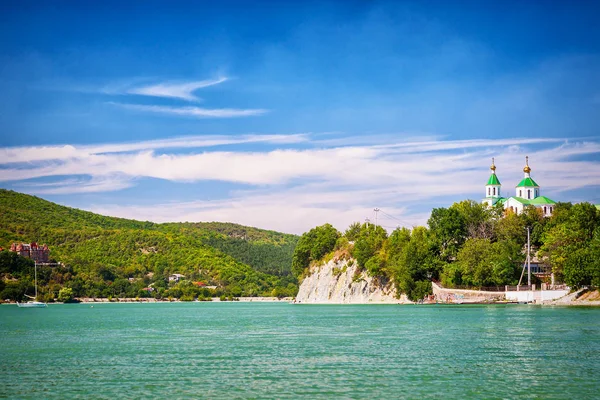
[
  {"xmin": 379, "ymin": 224, "xmax": 402, "ymax": 230},
  {"xmin": 377, "ymin": 209, "xmax": 415, "ymax": 228}
]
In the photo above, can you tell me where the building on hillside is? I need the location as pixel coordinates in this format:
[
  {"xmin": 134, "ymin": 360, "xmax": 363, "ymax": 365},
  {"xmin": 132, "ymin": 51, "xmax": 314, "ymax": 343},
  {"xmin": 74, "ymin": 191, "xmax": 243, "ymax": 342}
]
[
  {"xmin": 169, "ymin": 274, "xmax": 185, "ymax": 282},
  {"xmin": 482, "ymin": 157, "xmax": 557, "ymax": 216},
  {"xmin": 9, "ymin": 242, "xmax": 50, "ymax": 263}
]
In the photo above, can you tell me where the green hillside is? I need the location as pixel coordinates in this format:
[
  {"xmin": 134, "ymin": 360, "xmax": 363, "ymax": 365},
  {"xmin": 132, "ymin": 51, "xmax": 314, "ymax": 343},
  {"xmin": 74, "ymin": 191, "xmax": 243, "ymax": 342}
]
[{"xmin": 0, "ymin": 189, "xmax": 298, "ymax": 301}]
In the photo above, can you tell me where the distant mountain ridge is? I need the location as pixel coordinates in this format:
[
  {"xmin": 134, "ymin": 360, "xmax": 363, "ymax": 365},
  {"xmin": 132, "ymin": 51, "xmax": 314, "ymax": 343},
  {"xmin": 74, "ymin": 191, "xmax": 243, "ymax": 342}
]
[{"xmin": 0, "ymin": 189, "xmax": 298, "ymax": 300}]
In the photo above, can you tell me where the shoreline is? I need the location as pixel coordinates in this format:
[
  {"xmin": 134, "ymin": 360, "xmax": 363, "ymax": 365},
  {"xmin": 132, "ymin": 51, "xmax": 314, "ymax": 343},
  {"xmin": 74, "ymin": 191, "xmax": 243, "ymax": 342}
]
[
  {"xmin": 3, "ymin": 292, "xmax": 599, "ymax": 306},
  {"xmin": 0, "ymin": 296, "xmax": 294, "ymax": 304},
  {"xmin": 2, "ymin": 301, "xmax": 599, "ymax": 306},
  {"xmin": 77, "ymin": 296, "xmax": 294, "ymax": 303}
]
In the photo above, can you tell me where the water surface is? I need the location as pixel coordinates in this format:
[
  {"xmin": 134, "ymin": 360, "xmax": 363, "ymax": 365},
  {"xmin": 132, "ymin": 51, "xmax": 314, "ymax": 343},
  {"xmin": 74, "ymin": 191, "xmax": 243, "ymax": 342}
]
[{"xmin": 1, "ymin": 303, "xmax": 598, "ymax": 399}]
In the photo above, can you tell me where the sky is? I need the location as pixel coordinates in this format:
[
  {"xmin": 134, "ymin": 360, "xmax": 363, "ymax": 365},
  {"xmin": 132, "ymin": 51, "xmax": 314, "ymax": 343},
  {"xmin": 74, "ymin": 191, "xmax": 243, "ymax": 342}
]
[{"xmin": 1, "ymin": 1, "xmax": 599, "ymax": 234}]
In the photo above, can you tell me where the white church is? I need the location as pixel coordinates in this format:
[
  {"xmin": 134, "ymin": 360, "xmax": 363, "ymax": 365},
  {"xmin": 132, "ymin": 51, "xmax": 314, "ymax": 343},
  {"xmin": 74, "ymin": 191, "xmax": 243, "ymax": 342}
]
[{"xmin": 482, "ymin": 156, "xmax": 557, "ymax": 217}]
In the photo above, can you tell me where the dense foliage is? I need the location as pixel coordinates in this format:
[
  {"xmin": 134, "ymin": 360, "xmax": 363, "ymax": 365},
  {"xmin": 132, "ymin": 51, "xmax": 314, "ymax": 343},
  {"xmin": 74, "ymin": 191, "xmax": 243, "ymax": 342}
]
[
  {"xmin": 294, "ymin": 200, "xmax": 600, "ymax": 301},
  {"xmin": 291, "ymin": 223, "xmax": 340, "ymax": 277},
  {"xmin": 0, "ymin": 189, "xmax": 299, "ymax": 301},
  {"xmin": 540, "ymin": 202, "xmax": 600, "ymax": 288}
]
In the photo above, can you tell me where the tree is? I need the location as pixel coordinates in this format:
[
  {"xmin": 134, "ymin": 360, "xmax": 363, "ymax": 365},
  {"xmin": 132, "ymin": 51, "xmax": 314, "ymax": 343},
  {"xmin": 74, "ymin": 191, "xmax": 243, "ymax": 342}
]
[
  {"xmin": 453, "ymin": 238, "xmax": 495, "ymax": 287},
  {"xmin": 428, "ymin": 207, "xmax": 466, "ymax": 260},
  {"xmin": 451, "ymin": 200, "xmax": 494, "ymax": 239},
  {"xmin": 387, "ymin": 227, "xmax": 411, "ymax": 260},
  {"xmin": 352, "ymin": 224, "xmax": 387, "ymax": 269},
  {"xmin": 344, "ymin": 222, "xmax": 362, "ymax": 242},
  {"xmin": 541, "ymin": 204, "xmax": 600, "ymax": 281},
  {"xmin": 490, "ymin": 240, "xmax": 522, "ymax": 286},
  {"xmin": 520, "ymin": 205, "xmax": 546, "ymax": 246},
  {"xmin": 496, "ymin": 212, "xmax": 526, "ymax": 248},
  {"xmin": 569, "ymin": 203, "xmax": 599, "ymax": 240},
  {"xmin": 562, "ymin": 247, "xmax": 597, "ymax": 289},
  {"xmin": 291, "ymin": 223, "xmax": 340, "ymax": 277},
  {"xmin": 561, "ymin": 228, "xmax": 600, "ymax": 288},
  {"xmin": 389, "ymin": 227, "xmax": 441, "ymax": 301},
  {"xmin": 57, "ymin": 287, "xmax": 74, "ymax": 302},
  {"xmin": 309, "ymin": 224, "xmax": 340, "ymax": 261},
  {"xmin": 0, "ymin": 250, "xmax": 34, "ymax": 276}
]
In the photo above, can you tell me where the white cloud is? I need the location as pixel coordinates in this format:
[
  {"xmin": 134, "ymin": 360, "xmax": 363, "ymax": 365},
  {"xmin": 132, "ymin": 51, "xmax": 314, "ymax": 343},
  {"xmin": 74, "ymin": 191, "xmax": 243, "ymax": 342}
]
[
  {"xmin": 87, "ymin": 187, "xmax": 426, "ymax": 234},
  {"xmin": 2, "ymin": 135, "xmax": 599, "ymax": 234},
  {"xmin": 0, "ymin": 133, "xmax": 307, "ymax": 164},
  {"xmin": 126, "ymin": 77, "xmax": 228, "ymax": 101},
  {"xmin": 110, "ymin": 103, "xmax": 269, "ymax": 118},
  {"xmin": 2, "ymin": 137, "xmax": 598, "ymax": 190}
]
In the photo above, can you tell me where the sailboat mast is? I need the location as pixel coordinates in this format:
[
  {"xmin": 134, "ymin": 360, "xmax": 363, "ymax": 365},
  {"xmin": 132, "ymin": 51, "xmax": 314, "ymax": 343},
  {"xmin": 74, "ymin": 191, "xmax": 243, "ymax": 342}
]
[{"xmin": 34, "ymin": 262, "xmax": 38, "ymax": 299}]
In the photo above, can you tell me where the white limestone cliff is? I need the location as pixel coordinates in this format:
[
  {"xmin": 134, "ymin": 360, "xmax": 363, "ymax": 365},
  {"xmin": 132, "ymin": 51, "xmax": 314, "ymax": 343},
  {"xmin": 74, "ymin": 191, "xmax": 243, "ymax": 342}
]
[{"xmin": 295, "ymin": 256, "xmax": 411, "ymax": 304}]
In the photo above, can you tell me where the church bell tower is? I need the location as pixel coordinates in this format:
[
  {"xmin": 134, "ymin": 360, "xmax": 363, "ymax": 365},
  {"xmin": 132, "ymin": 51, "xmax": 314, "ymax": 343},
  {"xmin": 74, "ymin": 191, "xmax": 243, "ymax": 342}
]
[{"xmin": 484, "ymin": 158, "xmax": 501, "ymax": 206}]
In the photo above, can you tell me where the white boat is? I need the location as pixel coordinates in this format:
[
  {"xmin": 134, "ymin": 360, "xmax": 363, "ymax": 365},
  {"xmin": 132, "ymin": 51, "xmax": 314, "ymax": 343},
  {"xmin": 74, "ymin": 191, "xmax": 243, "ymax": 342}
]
[
  {"xmin": 17, "ymin": 262, "xmax": 47, "ymax": 308},
  {"xmin": 17, "ymin": 300, "xmax": 47, "ymax": 308}
]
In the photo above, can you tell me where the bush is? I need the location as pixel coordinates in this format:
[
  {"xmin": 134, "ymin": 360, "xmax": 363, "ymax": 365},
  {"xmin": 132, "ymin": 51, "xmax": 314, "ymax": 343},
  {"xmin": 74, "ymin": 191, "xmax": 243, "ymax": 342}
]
[{"xmin": 57, "ymin": 287, "xmax": 74, "ymax": 303}]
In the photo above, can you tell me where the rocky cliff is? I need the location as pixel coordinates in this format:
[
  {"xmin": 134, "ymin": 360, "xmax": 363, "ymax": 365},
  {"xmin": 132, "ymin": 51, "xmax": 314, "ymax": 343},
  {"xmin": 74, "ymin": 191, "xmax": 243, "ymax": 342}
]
[{"xmin": 295, "ymin": 256, "xmax": 411, "ymax": 304}]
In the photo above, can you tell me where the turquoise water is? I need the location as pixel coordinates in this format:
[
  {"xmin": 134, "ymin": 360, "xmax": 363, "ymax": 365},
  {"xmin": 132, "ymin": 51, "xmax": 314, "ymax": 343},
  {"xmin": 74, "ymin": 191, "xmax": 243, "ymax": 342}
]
[{"xmin": 1, "ymin": 303, "xmax": 599, "ymax": 399}]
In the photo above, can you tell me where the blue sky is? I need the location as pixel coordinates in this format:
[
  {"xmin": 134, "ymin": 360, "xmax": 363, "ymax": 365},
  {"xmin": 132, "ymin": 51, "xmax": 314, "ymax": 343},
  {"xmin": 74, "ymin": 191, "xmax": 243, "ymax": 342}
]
[{"xmin": 1, "ymin": 1, "xmax": 599, "ymax": 233}]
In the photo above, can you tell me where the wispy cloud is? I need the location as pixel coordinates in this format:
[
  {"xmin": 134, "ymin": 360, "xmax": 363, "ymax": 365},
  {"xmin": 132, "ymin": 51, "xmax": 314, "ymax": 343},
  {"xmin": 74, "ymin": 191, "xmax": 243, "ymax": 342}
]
[
  {"xmin": 2, "ymin": 135, "xmax": 598, "ymax": 233},
  {"xmin": 0, "ymin": 134, "xmax": 307, "ymax": 164},
  {"xmin": 15, "ymin": 175, "xmax": 134, "ymax": 194},
  {"xmin": 126, "ymin": 77, "xmax": 228, "ymax": 101},
  {"xmin": 110, "ymin": 103, "xmax": 269, "ymax": 118},
  {"xmin": 71, "ymin": 76, "xmax": 268, "ymax": 119},
  {"xmin": 87, "ymin": 188, "xmax": 420, "ymax": 234},
  {"xmin": 0, "ymin": 135, "xmax": 600, "ymax": 191},
  {"xmin": 2, "ymin": 137, "xmax": 598, "ymax": 188}
]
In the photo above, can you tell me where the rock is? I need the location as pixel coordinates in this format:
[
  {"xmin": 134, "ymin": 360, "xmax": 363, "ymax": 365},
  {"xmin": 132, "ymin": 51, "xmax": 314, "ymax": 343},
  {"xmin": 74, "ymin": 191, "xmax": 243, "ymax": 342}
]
[{"xmin": 295, "ymin": 257, "xmax": 411, "ymax": 304}]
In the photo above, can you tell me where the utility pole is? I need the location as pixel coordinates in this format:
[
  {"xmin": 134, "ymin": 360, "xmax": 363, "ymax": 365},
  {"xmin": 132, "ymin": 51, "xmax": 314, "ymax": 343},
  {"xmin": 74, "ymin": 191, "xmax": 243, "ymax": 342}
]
[
  {"xmin": 527, "ymin": 226, "xmax": 531, "ymax": 287},
  {"xmin": 374, "ymin": 208, "xmax": 380, "ymax": 228},
  {"xmin": 365, "ymin": 217, "xmax": 370, "ymax": 228}
]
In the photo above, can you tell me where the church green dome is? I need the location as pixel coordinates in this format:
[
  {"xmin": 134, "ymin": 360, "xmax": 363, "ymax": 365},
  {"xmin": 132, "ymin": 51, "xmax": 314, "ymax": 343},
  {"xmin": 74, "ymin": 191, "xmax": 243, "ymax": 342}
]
[
  {"xmin": 487, "ymin": 174, "xmax": 501, "ymax": 185},
  {"xmin": 486, "ymin": 158, "xmax": 501, "ymax": 185},
  {"xmin": 516, "ymin": 177, "xmax": 539, "ymax": 188}
]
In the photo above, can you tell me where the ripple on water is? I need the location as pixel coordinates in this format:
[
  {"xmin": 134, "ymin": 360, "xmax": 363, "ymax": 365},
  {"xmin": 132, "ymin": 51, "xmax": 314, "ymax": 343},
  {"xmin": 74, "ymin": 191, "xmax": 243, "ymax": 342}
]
[{"xmin": 0, "ymin": 303, "xmax": 599, "ymax": 399}]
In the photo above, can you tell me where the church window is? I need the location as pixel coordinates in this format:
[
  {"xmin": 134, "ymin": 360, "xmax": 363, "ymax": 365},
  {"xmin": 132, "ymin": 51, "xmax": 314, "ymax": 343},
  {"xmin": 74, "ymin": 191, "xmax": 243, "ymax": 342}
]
[
  {"xmin": 535, "ymin": 189, "xmax": 538, "ymax": 197},
  {"xmin": 544, "ymin": 206, "xmax": 547, "ymax": 214},
  {"xmin": 519, "ymin": 190, "xmax": 522, "ymax": 197},
  {"xmin": 528, "ymin": 190, "xmax": 531, "ymax": 199},
  {"xmin": 493, "ymin": 187, "xmax": 496, "ymax": 195},
  {"xmin": 488, "ymin": 188, "xmax": 490, "ymax": 196}
]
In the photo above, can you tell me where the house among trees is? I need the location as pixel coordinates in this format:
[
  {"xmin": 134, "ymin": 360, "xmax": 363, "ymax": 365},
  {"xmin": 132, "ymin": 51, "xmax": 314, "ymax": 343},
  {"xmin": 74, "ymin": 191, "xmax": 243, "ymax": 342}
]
[
  {"xmin": 169, "ymin": 273, "xmax": 185, "ymax": 282},
  {"xmin": 482, "ymin": 156, "xmax": 557, "ymax": 216},
  {"xmin": 9, "ymin": 242, "xmax": 50, "ymax": 263}
]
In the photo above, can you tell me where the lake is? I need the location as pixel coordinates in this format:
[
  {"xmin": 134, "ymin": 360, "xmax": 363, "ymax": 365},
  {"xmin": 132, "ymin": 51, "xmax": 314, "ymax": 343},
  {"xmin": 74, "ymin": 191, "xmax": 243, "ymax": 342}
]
[{"xmin": 1, "ymin": 303, "xmax": 599, "ymax": 399}]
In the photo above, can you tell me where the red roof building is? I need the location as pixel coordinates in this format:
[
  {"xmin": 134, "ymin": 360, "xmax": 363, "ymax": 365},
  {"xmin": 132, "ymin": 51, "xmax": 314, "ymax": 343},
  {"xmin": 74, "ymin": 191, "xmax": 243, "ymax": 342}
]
[{"xmin": 9, "ymin": 242, "xmax": 50, "ymax": 263}]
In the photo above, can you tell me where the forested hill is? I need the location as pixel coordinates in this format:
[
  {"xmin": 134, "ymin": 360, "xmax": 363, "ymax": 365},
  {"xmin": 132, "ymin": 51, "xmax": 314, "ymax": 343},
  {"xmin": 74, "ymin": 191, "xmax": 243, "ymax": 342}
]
[{"xmin": 0, "ymin": 189, "xmax": 298, "ymax": 300}]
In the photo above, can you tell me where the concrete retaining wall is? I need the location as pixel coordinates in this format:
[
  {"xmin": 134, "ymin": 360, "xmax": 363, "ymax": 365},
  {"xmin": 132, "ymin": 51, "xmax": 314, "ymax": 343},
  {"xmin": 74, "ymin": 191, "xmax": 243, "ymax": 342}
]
[
  {"xmin": 432, "ymin": 282, "xmax": 570, "ymax": 304},
  {"xmin": 505, "ymin": 289, "xmax": 570, "ymax": 303},
  {"xmin": 431, "ymin": 281, "xmax": 505, "ymax": 303}
]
